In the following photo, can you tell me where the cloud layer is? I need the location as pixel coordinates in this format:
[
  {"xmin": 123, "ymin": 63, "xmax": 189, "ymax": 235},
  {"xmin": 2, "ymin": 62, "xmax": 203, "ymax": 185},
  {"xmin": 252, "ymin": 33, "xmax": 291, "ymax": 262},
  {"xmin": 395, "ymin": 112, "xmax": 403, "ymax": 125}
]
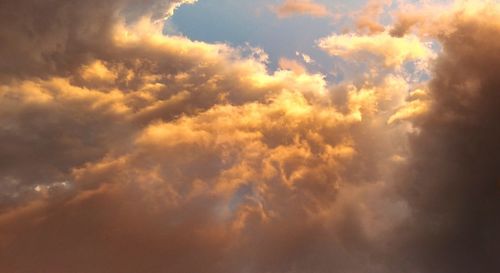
[{"xmin": 0, "ymin": 1, "xmax": 499, "ymax": 273}]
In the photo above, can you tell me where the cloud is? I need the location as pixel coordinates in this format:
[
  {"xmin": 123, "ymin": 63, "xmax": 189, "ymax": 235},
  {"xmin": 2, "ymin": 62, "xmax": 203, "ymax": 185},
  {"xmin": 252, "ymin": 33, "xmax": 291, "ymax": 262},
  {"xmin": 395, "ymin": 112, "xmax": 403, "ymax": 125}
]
[
  {"xmin": 296, "ymin": 51, "xmax": 314, "ymax": 63},
  {"xmin": 272, "ymin": 0, "xmax": 331, "ymax": 18},
  {"xmin": 0, "ymin": 0, "xmax": 197, "ymax": 80},
  {"xmin": 355, "ymin": 0, "xmax": 392, "ymax": 34},
  {"xmin": 318, "ymin": 32, "xmax": 432, "ymax": 69},
  {"xmin": 0, "ymin": 2, "xmax": 408, "ymax": 272},
  {"xmin": 278, "ymin": 58, "xmax": 307, "ymax": 73},
  {"xmin": 388, "ymin": 2, "xmax": 500, "ymax": 272},
  {"xmin": 0, "ymin": 0, "xmax": 499, "ymax": 273}
]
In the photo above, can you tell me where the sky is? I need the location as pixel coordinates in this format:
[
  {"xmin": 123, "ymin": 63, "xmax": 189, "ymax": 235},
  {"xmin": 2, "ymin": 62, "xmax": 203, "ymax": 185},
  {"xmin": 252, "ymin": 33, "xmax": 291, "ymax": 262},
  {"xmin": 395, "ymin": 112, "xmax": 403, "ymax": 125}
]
[
  {"xmin": 167, "ymin": 0, "xmax": 395, "ymax": 78},
  {"xmin": 167, "ymin": 0, "xmax": 351, "ymax": 73},
  {"xmin": 0, "ymin": 0, "xmax": 499, "ymax": 273},
  {"xmin": 167, "ymin": 0, "xmax": 431, "ymax": 78}
]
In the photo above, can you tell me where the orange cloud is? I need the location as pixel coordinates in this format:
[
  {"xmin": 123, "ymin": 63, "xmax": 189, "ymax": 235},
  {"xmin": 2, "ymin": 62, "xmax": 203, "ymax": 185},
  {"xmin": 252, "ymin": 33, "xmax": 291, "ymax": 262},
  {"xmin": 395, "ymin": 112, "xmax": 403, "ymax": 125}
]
[
  {"xmin": 278, "ymin": 58, "xmax": 307, "ymax": 74},
  {"xmin": 355, "ymin": 0, "xmax": 392, "ymax": 34},
  {"xmin": 273, "ymin": 0, "xmax": 330, "ymax": 18}
]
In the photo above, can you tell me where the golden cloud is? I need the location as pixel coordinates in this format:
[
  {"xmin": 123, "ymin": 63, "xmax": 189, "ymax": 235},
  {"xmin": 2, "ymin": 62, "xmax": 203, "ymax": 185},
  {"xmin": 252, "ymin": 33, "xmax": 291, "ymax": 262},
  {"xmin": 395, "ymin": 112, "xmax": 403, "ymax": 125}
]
[{"xmin": 318, "ymin": 32, "xmax": 433, "ymax": 69}]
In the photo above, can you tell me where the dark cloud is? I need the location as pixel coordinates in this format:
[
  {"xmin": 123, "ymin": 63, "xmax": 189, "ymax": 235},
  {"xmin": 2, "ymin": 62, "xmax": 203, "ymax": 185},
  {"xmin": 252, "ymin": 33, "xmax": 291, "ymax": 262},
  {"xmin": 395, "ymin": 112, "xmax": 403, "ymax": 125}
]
[
  {"xmin": 0, "ymin": 0, "xmax": 195, "ymax": 80},
  {"xmin": 392, "ymin": 7, "xmax": 500, "ymax": 272}
]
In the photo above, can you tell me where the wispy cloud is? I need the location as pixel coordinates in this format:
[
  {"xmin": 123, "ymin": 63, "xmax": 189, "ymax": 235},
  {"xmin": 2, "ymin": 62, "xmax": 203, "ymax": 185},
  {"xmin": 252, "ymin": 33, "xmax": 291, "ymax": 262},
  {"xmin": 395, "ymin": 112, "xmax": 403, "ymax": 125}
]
[{"xmin": 272, "ymin": 0, "xmax": 331, "ymax": 18}]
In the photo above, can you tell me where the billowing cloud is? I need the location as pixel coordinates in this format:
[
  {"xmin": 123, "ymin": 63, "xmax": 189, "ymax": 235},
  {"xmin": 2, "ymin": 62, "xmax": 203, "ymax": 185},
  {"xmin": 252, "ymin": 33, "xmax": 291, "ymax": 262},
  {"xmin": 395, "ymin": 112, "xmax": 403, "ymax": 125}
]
[
  {"xmin": 0, "ymin": 0, "xmax": 499, "ymax": 273},
  {"xmin": 0, "ymin": 0, "xmax": 197, "ymax": 80},
  {"xmin": 272, "ymin": 0, "xmax": 331, "ymax": 18},
  {"xmin": 388, "ymin": 2, "xmax": 500, "ymax": 272},
  {"xmin": 0, "ymin": 2, "xmax": 407, "ymax": 272}
]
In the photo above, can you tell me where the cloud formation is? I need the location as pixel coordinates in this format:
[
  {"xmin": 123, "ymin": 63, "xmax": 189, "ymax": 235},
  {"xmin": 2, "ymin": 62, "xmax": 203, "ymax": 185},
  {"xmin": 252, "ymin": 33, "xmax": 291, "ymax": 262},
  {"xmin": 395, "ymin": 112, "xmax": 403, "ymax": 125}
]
[
  {"xmin": 318, "ymin": 32, "xmax": 432, "ymax": 69},
  {"xmin": 0, "ymin": 0, "xmax": 499, "ymax": 273},
  {"xmin": 0, "ymin": 0, "xmax": 197, "ymax": 80},
  {"xmin": 355, "ymin": 0, "xmax": 392, "ymax": 34},
  {"xmin": 389, "ymin": 2, "xmax": 500, "ymax": 272},
  {"xmin": 273, "ymin": 0, "xmax": 331, "ymax": 18}
]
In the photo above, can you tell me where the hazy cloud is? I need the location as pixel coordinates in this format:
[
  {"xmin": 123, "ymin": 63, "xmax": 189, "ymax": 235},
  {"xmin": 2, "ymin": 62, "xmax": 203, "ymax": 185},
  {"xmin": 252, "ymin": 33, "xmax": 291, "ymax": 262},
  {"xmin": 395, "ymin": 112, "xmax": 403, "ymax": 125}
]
[{"xmin": 273, "ymin": 0, "xmax": 331, "ymax": 18}]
